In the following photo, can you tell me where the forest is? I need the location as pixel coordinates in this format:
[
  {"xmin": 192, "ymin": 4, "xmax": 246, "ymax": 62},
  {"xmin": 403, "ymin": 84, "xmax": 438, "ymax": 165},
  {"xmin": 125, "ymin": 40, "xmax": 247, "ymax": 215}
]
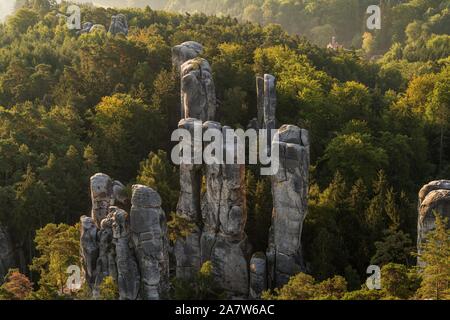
[{"xmin": 0, "ymin": 0, "xmax": 449, "ymax": 300}]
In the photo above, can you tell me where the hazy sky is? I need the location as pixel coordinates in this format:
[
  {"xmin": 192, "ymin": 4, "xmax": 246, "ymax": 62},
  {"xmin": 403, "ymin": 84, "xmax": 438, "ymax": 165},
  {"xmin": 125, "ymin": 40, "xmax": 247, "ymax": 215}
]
[{"xmin": 0, "ymin": 0, "xmax": 15, "ymax": 22}]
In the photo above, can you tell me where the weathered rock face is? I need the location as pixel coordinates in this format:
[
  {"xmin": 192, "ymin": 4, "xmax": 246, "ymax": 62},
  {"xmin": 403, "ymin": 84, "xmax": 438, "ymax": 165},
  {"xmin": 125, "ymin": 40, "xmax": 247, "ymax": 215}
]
[
  {"xmin": 254, "ymin": 75, "xmax": 276, "ymax": 131},
  {"xmin": 80, "ymin": 216, "xmax": 99, "ymax": 290},
  {"xmin": 130, "ymin": 185, "xmax": 170, "ymax": 300},
  {"xmin": 109, "ymin": 207, "xmax": 140, "ymax": 300},
  {"xmin": 180, "ymin": 58, "xmax": 217, "ymax": 121},
  {"xmin": 81, "ymin": 174, "xmax": 169, "ymax": 300},
  {"xmin": 417, "ymin": 180, "xmax": 450, "ymax": 265},
  {"xmin": 263, "ymin": 74, "xmax": 277, "ymax": 133},
  {"xmin": 108, "ymin": 14, "xmax": 128, "ymax": 35},
  {"xmin": 90, "ymin": 173, "xmax": 126, "ymax": 228},
  {"xmin": 172, "ymin": 41, "xmax": 203, "ymax": 72},
  {"xmin": 0, "ymin": 226, "xmax": 15, "ymax": 283},
  {"xmin": 249, "ymin": 252, "xmax": 267, "ymax": 299},
  {"xmin": 267, "ymin": 124, "xmax": 310, "ymax": 288},
  {"xmin": 200, "ymin": 122, "xmax": 249, "ymax": 297},
  {"xmin": 174, "ymin": 118, "xmax": 203, "ymax": 280}
]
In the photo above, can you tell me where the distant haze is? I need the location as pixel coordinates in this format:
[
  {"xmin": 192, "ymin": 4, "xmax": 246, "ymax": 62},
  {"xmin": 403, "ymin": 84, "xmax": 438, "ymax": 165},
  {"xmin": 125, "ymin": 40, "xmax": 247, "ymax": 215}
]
[{"xmin": 0, "ymin": 1, "xmax": 15, "ymax": 22}]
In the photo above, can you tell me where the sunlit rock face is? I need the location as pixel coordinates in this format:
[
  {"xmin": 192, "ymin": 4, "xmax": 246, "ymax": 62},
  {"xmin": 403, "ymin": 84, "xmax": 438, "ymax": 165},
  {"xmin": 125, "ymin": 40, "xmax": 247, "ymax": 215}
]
[
  {"xmin": 267, "ymin": 124, "xmax": 310, "ymax": 288},
  {"xmin": 0, "ymin": 226, "xmax": 15, "ymax": 284},
  {"xmin": 172, "ymin": 41, "xmax": 203, "ymax": 72},
  {"xmin": 417, "ymin": 180, "xmax": 450, "ymax": 266},
  {"xmin": 180, "ymin": 58, "xmax": 217, "ymax": 121}
]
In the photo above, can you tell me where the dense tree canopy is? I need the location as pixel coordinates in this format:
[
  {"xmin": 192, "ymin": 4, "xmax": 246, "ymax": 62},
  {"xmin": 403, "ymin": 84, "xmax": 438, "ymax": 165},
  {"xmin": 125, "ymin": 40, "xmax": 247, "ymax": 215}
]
[{"xmin": 0, "ymin": 0, "xmax": 448, "ymax": 300}]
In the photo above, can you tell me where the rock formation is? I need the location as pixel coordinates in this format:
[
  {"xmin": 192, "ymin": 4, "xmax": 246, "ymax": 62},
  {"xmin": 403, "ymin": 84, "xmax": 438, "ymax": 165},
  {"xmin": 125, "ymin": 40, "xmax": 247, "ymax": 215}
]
[
  {"xmin": 172, "ymin": 41, "xmax": 203, "ymax": 72},
  {"xmin": 417, "ymin": 180, "xmax": 450, "ymax": 265},
  {"xmin": 130, "ymin": 185, "xmax": 170, "ymax": 300},
  {"xmin": 266, "ymin": 125, "xmax": 310, "ymax": 288},
  {"xmin": 249, "ymin": 252, "xmax": 267, "ymax": 299},
  {"xmin": 174, "ymin": 118, "xmax": 203, "ymax": 280},
  {"xmin": 0, "ymin": 226, "xmax": 15, "ymax": 283},
  {"xmin": 108, "ymin": 14, "xmax": 128, "ymax": 36},
  {"xmin": 109, "ymin": 207, "xmax": 140, "ymax": 300},
  {"xmin": 254, "ymin": 75, "xmax": 277, "ymax": 131},
  {"xmin": 81, "ymin": 174, "xmax": 169, "ymax": 300},
  {"xmin": 90, "ymin": 173, "xmax": 126, "ymax": 228},
  {"xmin": 180, "ymin": 58, "xmax": 217, "ymax": 121},
  {"xmin": 200, "ymin": 121, "xmax": 249, "ymax": 297}
]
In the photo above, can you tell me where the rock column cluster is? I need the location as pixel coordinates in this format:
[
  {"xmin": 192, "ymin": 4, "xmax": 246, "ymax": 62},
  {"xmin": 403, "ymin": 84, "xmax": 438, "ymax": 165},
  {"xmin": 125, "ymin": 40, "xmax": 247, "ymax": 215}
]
[
  {"xmin": 171, "ymin": 42, "xmax": 310, "ymax": 297},
  {"xmin": 80, "ymin": 174, "xmax": 169, "ymax": 300}
]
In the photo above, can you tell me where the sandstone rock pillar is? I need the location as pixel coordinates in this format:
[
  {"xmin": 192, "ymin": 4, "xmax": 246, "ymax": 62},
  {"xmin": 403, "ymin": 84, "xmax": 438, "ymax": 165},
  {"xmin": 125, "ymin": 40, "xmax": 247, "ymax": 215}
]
[
  {"xmin": 267, "ymin": 124, "xmax": 310, "ymax": 288},
  {"xmin": 130, "ymin": 185, "xmax": 170, "ymax": 300}
]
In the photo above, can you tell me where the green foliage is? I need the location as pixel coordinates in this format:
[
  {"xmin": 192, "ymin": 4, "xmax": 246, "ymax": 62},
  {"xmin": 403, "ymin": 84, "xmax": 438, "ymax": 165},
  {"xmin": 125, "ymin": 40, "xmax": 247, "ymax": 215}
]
[
  {"xmin": 380, "ymin": 263, "xmax": 420, "ymax": 300},
  {"xmin": 29, "ymin": 223, "xmax": 80, "ymax": 300},
  {"xmin": 263, "ymin": 273, "xmax": 347, "ymax": 300},
  {"xmin": 167, "ymin": 212, "xmax": 196, "ymax": 244},
  {"xmin": 172, "ymin": 261, "xmax": 225, "ymax": 300},
  {"xmin": 99, "ymin": 276, "xmax": 119, "ymax": 300},
  {"xmin": 137, "ymin": 150, "xmax": 179, "ymax": 214},
  {"xmin": 0, "ymin": 0, "xmax": 447, "ymax": 301},
  {"xmin": 371, "ymin": 228, "xmax": 414, "ymax": 266},
  {"xmin": 417, "ymin": 214, "xmax": 450, "ymax": 300},
  {"xmin": 0, "ymin": 269, "xmax": 33, "ymax": 300}
]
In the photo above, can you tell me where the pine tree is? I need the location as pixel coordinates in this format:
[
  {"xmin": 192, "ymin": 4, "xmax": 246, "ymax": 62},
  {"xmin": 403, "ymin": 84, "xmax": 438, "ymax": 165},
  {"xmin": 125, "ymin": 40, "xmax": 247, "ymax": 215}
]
[{"xmin": 417, "ymin": 213, "xmax": 450, "ymax": 300}]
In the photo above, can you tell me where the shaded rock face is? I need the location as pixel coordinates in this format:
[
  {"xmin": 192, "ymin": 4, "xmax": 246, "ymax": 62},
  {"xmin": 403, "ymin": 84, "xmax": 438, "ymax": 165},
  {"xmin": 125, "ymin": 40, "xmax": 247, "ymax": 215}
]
[
  {"xmin": 108, "ymin": 14, "xmax": 128, "ymax": 35},
  {"xmin": 180, "ymin": 58, "xmax": 217, "ymax": 121},
  {"xmin": 81, "ymin": 174, "xmax": 169, "ymax": 300},
  {"xmin": 172, "ymin": 41, "xmax": 203, "ymax": 72},
  {"xmin": 174, "ymin": 119, "xmax": 203, "ymax": 279},
  {"xmin": 174, "ymin": 120, "xmax": 249, "ymax": 296},
  {"xmin": 130, "ymin": 185, "xmax": 170, "ymax": 300},
  {"xmin": 200, "ymin": 122, "xmax": 249, "ymax": 297},
  {"xmin": 417, "ymin": 180, "xmax": 450, "ymax": 265},
  {"xmin": 267, "ymin": 124, "xmax": 310, "ymax": 288},
  {"xmin": 249, "ymin": 252, "xmax": 267, "ymax": 299},
  {"xmin": 254, "ymin": 74, "xmax": 277, "ymax": 132},
  {"xmin": 0, "ymin": 226, "xmax": 15, "ymax": 283}
]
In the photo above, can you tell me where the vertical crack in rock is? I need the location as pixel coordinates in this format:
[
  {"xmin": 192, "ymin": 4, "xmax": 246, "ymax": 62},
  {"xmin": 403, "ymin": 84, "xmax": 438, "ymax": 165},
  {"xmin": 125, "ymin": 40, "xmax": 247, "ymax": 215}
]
[
  {"xmin": 267, "ymin": 125, "xmax": 310, "ymax": 288},
  {"xmin": 81, "ymin": 174, "xmax": 168, "ymax": 300},
  {"xmin": 130, "ymin": 185, "xmax": 170, "ymax": 300},
  {"xmin": 174, "ymin": 119, "xmax": 203, "ymax": 280},
  {"xmin": 417, "ymin": 180, "xmax": 450, "ymax": 266}
]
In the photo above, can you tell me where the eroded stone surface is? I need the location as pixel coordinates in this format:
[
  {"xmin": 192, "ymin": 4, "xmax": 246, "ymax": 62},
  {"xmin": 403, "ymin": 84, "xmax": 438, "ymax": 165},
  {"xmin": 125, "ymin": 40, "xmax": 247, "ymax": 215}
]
[
  {"xmin": 130, "ymin": 185, "xmax": 169, "ymax": 300},
  {"xmin": 267, "ymin": 124, "xmax": 310, "ymax": 288},
  {"xmin": 172, "ymin": 41, "xmax": 203, "ymax": 72},
  {"xmin": 109, "ymin": 14, "xmax": 128, "ymax": 35},
  {"xmin": 250, "ymin": 252, "xmax": 267, "ymax": 299},
  {"xmin": 180, "ymin": 58, "xmax": 217, "ymax": 121}
]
